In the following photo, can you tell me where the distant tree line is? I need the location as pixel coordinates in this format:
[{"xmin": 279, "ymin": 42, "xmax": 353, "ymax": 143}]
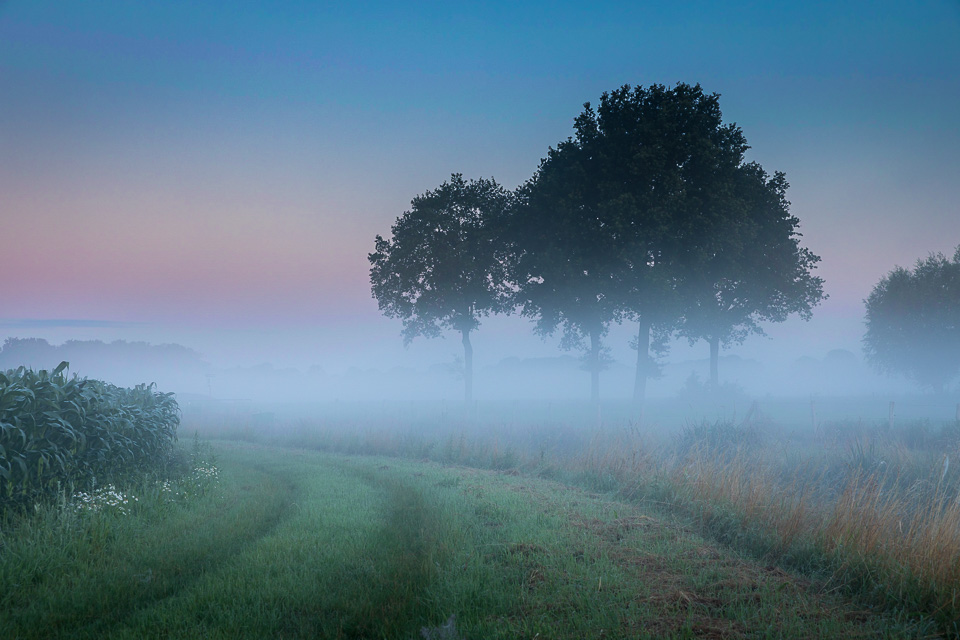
[
  {"xmin": 0, "ymin": 338, "xmax": 207, "ymax": 378},
  {"xmin": 370, "ymin": 83, "xmax": 827, "ymax": 407}
]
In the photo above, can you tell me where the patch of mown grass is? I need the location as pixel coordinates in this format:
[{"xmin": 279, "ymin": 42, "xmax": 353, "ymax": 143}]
[
  {"xmin": 0, "ymin": 441, "xmax": 923, "ymax": 639},
  {"xmin": 77, "ymin": 447, "xmax": 439, "ymax": 639}
]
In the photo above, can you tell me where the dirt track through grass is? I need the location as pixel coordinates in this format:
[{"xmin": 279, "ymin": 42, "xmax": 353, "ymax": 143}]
[{"xmin": 1, "ymin": 441, "xmax": 931, "ymax": 638}]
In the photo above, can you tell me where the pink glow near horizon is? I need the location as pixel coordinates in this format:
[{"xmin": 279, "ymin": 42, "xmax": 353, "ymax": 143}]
[
  {"xmin": 2, "ymin": 1, "xmax": 957, "ymax": 376},
  {"xmin": 3, "ymin": 156, "xmax": 954, "ymax": 334}
]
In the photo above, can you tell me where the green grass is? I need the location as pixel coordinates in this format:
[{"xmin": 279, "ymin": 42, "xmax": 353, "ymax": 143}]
[
  {"xmin": 216, "ymin": 411, "xmax": 960, "ymax": 635},
  {"xmin": 0, "ymin": 441, "xmax": 930, "ymax": 639}
]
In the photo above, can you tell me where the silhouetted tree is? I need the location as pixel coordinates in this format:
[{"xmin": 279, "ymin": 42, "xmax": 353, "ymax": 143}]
[
  {"xmin": 368, "ymin": 174, "xmax": 513, "ymax": 404},
  {"xmin": 509, "ymin": 83, "xmax": 763, "ymax": 408},
  {"xmin": 507, "ymin": 110, "xmax": 627, "ymax": 406},
  {"xmin": 863, "ymin": 247, "xmax": 960, "ymax": 393},
  {"xmin": 676, "ymin": 163, "xmax": 826, "ymax": 390},
  {"xmin": 572, "ymin": 83, "xmax": 753, "ymax": 406}
]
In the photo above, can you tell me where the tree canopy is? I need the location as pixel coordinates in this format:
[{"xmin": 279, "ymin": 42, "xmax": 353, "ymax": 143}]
[
  {"xmin": 368, "ymin": 174, "xmax": 513, "ymax": 404},
  {"xmin": 370, "ymin": 83, "xmax": 827, "ymax": 408},
  {"xmin": 863, "ymin": 247, "xmax": 960, "ymax": 393},
  {"xmin": 676, "ymin": 162, "xmax": 826, "ymax": 389},
  {"xmin": 585, "ymin": 83, "xmax": 751, "ymax": 403},
  {"xmin": 506, "ymin": 82, "xmax": 825, "ymax": 404},
  {"xmin": 507, "ymin": 106, "xmax": 625, "ymax": 406}
]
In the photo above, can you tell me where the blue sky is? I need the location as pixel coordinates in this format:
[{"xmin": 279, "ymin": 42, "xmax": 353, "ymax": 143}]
[{"xmin": 1, "ymin": 1, "xmax": 959, "ymax": 388}]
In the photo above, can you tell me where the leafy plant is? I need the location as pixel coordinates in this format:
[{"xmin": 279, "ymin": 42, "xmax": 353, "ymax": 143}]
[{"xmin": 0, "ymin": 362, "xmax": 180, "ymax": 514}]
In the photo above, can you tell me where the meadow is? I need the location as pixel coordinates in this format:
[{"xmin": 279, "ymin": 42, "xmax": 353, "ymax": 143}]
[
  {"xmin": 3, "ymin": 386, "xmax": 960, "ymax": 638},
  {"xmin": 183, "ymin": 398, "xmax": 960, "ymax": 638},
  {"xmin": 0, "ymin": 439, "xmax": 932, "ymax": 639}
]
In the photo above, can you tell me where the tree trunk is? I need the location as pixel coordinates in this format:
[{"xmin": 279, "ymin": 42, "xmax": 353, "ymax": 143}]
[
  {"xmin": 633, "ymin": 319, "xmax": 651, "ymax": 408},
  {"xmin": 461, "ymin": 329, "xmax": 473, "ymax": 406},
  {"xmin": 709, "ymin": 335, "xmax": 720, "ymax": 393},
  {"xmin": 590, "ymin": 329, "xmax": 601, "ymax": 407}
]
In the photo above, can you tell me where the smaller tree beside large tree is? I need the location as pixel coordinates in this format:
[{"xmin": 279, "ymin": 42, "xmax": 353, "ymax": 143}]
[
  {"xmin": 368, "ymin": 174, "xmax": 513, "ymax": 404},
  {"xmin": 677, "ymin": 163, "xmax": 826, "ymax": 390},
  {"xmin": 863, "ymin": 247, "xmax": 960, "ymax": 393}
]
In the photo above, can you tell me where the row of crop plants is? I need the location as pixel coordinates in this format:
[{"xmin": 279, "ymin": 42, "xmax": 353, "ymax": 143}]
[{"xmin": 0, "ymin": 362, "xmax": 180, "ymax": 513}]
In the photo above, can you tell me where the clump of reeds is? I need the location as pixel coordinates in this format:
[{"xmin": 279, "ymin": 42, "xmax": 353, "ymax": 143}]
[
  {"xmin": 571, "ymin": 427, "xmax": 656, "ymax": 494},
  {"xmin": 821, "ymin": 460, "xmax": 960, "ymax": 622}
]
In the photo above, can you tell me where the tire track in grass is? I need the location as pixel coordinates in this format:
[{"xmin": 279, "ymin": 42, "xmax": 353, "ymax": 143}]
[
  {"xmin": 73, "ymin": 458, "xmax": 299, "ymax": 639},
  {"xmin": 94, "ymin": 447, "xmax": 445, "ymax": 639},
  {"xmin": 281, "ymin": 460, "xmax": 445, "ymax": 639},
  {"xmin": 0, "ymin": 447, "xmax": 300, "ymax": 640},
  {"xmin": 9, "ymin": 444, "xmax": 920, "ymax": 639},
  {"xmin": 369, "ymin": 459, "xmax": 929, "ymax": 639}
]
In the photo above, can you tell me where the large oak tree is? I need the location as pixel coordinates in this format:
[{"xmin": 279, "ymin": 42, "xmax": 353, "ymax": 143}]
[
  {"xmin": 509, "ymin": 83, "xmax": 787, "ymax": 407},
  {"xmin": 368, "ymin": 174, "xmax": 513, "ymax": 404},
  {"xmin": 507, "ymin": 113, "xmax": 623, "ymax": 406},
  {"xmin": 582, "ymin": 84, "xmax": 752, "ymax": 404}
]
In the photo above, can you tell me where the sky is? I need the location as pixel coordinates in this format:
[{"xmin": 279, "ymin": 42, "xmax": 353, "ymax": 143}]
[{"xmin": 2, "ymin": 1, "xmax": 959, "ymax": 391}]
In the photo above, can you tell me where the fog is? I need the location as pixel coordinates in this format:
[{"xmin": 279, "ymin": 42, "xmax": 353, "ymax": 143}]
[
  {"xmin": 3, "ymin": 2, "xmax": 959, "ymax": 433},
  {"xmin": 3, "ymin": 310, "xmax": 957, "ymax": 432}
]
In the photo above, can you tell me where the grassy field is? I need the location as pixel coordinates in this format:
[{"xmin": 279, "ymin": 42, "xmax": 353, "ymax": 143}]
[
  {"xmin": 183, "ymin": 402, "xmax": 960, "ymax": 636},
  {"xmin": 0, "ymin": 440, "xmax": 935, "ymax": 639}
]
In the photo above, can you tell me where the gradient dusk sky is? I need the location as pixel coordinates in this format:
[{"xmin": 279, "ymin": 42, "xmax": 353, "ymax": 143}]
[{"xmin": 2, "ymin": 1, "xmax": 959, "ymax": 378}]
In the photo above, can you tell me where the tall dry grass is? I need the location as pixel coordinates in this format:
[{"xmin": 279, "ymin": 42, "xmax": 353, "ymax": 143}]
[{"xmin": 621, "ymin": 424, "xmax": 960, "ymax": 634}]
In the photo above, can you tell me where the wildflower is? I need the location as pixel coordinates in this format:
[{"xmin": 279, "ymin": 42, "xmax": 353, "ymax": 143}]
[{"xmin": 72, "ymin": 485, "xmax": 137, "ymax": 515}]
